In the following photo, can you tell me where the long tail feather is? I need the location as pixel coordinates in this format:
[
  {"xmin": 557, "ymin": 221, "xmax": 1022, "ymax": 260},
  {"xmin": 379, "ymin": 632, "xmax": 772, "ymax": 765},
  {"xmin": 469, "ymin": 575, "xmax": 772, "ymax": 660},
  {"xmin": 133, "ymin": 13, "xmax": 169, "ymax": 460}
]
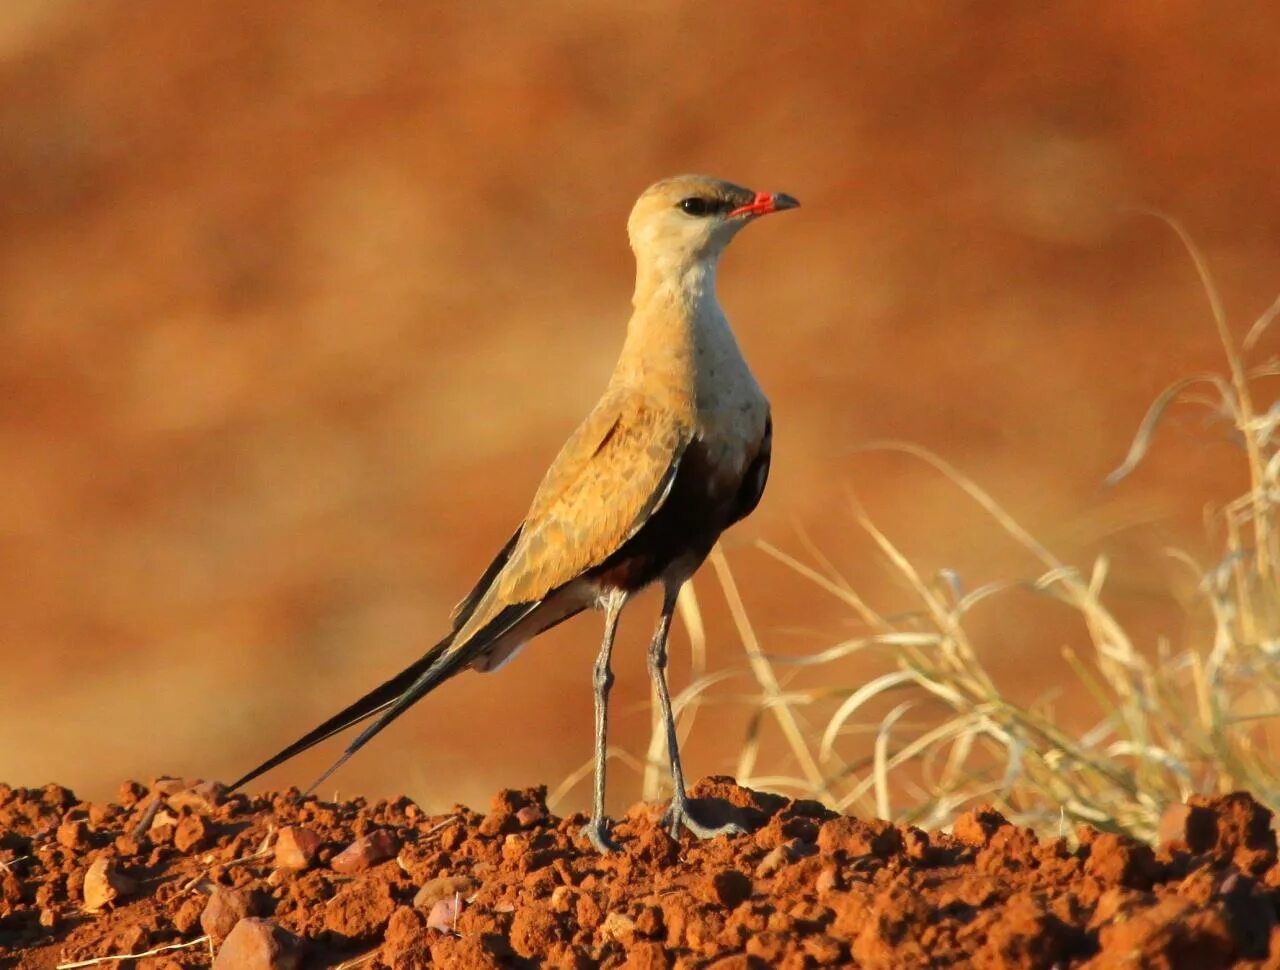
[
  {"xmin": 302, "ymin": 646, "xmax": 475, "ymax": 794},
  {"xmin": 227, "ymin": 632, "xmax": 458, "ymax": 792},
  {"xmin": 228, "ymin": 601, "xmax": 553, "ymax": 794}
]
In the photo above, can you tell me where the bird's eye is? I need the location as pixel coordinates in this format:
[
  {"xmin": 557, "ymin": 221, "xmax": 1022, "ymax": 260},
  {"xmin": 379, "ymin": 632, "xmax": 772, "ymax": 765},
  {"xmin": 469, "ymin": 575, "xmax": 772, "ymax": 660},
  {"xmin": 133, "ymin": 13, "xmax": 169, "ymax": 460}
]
[{"xmin": 678, "ymin": 197, "xmax": 714, "ymax": 217}]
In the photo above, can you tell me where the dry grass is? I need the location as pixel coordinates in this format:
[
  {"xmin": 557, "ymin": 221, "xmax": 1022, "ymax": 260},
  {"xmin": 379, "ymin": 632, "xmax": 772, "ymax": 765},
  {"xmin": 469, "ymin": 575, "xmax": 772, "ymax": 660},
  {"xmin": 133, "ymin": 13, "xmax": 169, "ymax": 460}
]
[{"xmin": 642, "ymin": 219, "xmax": 1280, "ymax": 841}]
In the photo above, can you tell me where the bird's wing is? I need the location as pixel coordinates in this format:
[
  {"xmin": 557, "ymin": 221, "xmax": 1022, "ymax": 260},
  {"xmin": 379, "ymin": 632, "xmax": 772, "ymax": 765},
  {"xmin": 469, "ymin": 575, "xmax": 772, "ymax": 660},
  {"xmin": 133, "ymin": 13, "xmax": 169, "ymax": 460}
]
[
  {"xmin": 448, "ymin": 525, "xmax": 523, "ymax": 629},
  {"xmin": 451, "ymin": 383, "xmax": 692, "ymax": 644}
]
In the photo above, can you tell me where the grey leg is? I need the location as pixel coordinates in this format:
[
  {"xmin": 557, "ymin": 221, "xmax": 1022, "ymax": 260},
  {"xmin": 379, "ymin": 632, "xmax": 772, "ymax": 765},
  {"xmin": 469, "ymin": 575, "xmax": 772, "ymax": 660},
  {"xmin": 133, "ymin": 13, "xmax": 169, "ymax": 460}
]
[
  {"xmin": 581, "ymin": 588, "xmax": 627, "ymax": 853},
  {"xmin": 650, "ymin": 582, "xmax": 745, "ymax": 841}
]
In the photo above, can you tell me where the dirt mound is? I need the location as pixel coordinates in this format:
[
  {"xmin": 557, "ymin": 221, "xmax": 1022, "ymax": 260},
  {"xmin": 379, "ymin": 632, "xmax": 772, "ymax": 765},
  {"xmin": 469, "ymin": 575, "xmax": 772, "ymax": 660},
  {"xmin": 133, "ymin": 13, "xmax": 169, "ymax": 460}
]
[{"xmin": 3, "ymin": 778, "xmax": 1279, "ymax": 968}]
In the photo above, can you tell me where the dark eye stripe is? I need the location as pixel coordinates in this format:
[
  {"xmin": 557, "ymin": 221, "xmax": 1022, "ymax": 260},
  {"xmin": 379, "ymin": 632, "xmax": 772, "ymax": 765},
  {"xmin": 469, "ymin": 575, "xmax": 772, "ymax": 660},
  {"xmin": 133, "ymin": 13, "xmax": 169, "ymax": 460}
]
[{"xmin": 678, "ymin": 197, "xmax": 716, "ymax": 217}]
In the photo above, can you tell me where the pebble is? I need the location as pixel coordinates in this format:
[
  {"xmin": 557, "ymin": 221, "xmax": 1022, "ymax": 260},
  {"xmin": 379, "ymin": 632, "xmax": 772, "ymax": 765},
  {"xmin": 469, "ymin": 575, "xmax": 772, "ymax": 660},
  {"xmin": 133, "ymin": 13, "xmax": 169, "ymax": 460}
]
[
  {"xmin": 413, "ymin": 874, "xmax": 478, "ymax": 911},
  {"xmin": 82, "ymin": 857, "xmax": 137, "ymax": 911},
  {"xmin": 174, "ymin": 814, "xmax": 210, "ymax": 853},
  {"xmin": 211, "ymin": 918, "xmax": 301, "ymax": 970},
  {"xmin": 330, "ymin": 830, "xmax": 398, "ymax": 874},
  {"xmin": 201, "ymin": 885, "xmax": 250, "ymax": 943},
  {"xmin": 168, "ymin": 781, "xmax": 226, "ymax": 815},
  {"xmin": 702, "ymin": 868, "xmax": 752, "ymax": 909},
  {"xmin": 426, "ymin": 895, "xmax": 461, "ymax": 934},
  {"xmin": 274, "ymin": 826, "xmax": 322, "ymax": 870},
  {"xmin": 56, "ymin": 817, "xmax": 88, "ymax": 849}
]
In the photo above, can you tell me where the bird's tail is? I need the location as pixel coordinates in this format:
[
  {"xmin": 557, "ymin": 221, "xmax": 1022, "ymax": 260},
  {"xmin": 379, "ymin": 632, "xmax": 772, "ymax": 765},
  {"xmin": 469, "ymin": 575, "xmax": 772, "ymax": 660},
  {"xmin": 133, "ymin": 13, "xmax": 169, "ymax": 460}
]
[
  {"xmin": 227, "ymin": 580, "xmax": 589, "ymax": 795},
  {"xmin": 226, "ymin": 629, "xmax": 465, "ymax": 794},
  {"xmin": 229, "ymin": 596, "xmax": 551, "ymax": 794}
]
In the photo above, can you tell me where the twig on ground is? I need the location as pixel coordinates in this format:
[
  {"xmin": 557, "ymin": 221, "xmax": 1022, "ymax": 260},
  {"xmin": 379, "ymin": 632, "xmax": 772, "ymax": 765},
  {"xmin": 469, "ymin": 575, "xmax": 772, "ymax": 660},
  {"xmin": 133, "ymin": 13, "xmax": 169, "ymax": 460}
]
[{"xmin": 55, "ymin": 935, "xmax": 211, "ymax": 969}]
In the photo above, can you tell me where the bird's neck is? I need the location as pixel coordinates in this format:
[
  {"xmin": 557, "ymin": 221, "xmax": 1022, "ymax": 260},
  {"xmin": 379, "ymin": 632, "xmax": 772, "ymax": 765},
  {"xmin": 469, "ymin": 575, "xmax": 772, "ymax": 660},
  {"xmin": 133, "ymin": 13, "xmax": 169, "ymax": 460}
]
[
  {"xmin": 631, "ymin": 250, "xmax": 717, "ymax": 311},
  {"xmin": 615, "ymin": 256, "xmax": 745, "ymax": 402}
]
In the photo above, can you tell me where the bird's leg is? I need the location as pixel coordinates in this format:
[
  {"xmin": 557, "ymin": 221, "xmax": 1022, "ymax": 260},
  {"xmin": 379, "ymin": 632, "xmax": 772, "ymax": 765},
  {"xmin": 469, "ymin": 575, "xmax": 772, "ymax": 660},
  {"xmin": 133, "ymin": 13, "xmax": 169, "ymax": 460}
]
[
  {"xmin": 581, "ymin": 588, "xmax": 628, "ymax": 853},
  {"xmin": 650, "ymin": 583, "xmax": 745, "ymax": 841}
]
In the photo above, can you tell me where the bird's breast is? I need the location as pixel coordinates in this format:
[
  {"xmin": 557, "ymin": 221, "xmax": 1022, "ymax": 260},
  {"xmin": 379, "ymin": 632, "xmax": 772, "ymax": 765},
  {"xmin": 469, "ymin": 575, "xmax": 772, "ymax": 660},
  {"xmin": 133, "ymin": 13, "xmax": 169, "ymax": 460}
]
[{"xmin": 694, "ymin": 373, "xmax": 769, "ymax": 484}]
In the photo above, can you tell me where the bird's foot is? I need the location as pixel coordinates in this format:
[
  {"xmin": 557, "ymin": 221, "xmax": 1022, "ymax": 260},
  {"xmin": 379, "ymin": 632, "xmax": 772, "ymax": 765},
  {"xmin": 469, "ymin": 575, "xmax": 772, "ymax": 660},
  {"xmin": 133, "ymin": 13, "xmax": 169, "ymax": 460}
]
[
  {"xmin": 662, "ymin": 794, "xmax": 746, "ymax": 841},
  {"xmin": 580, "ymin": 815, "xmax": 621, "ymax": 854}
]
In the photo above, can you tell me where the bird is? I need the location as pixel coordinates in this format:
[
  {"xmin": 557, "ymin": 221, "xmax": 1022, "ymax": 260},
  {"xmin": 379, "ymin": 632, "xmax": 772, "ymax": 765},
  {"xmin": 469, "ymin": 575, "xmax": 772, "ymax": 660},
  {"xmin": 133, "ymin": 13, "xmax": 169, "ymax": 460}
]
[{"xmin": 228, "ymin": 174, "xmax": 798, "ymax": 852}]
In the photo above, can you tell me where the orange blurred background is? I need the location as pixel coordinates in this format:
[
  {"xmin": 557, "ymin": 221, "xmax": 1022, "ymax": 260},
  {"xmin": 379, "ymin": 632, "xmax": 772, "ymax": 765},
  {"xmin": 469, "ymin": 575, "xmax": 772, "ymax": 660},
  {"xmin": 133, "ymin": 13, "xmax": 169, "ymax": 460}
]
[{"xmin": 3, "ymin": 1, "xmax": 1279, "ymax": 813}]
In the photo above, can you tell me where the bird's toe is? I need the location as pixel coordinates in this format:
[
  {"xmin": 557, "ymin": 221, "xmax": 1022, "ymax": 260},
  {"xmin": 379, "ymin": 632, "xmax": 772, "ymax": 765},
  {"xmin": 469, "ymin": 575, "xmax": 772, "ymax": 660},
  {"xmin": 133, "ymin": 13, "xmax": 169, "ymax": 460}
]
[
  {"xmin": 580, "ymin": 817, "xmax": 621, "ymax": 854},
  {"xmin": 663, "ymin": 798, "xmax": 746, "ymax": 841}
]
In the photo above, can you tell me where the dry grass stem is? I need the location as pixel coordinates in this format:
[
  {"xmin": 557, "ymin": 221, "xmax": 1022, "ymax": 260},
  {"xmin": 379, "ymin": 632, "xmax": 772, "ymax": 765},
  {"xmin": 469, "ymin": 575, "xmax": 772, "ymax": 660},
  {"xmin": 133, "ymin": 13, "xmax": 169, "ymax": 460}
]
[{"xmin": 55, "ymin": 935, "xmax": 212, "ymax": 969}]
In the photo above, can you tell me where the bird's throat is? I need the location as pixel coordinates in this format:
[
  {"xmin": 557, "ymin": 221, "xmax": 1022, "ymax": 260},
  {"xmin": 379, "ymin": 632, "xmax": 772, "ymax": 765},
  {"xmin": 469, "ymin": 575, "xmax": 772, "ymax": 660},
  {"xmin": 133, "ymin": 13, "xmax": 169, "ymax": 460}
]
[{"xmin": 618, "ymin": 258, "xmax": 749, "ymax": 409}]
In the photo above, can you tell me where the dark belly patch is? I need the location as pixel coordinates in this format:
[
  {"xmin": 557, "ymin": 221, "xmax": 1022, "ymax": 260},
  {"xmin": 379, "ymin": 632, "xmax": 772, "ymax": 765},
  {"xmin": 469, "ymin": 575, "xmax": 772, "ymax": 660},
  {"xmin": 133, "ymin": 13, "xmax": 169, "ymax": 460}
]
[{"xmin": 587, "ymin": 438, "xmax": 749, "ymax": 592}]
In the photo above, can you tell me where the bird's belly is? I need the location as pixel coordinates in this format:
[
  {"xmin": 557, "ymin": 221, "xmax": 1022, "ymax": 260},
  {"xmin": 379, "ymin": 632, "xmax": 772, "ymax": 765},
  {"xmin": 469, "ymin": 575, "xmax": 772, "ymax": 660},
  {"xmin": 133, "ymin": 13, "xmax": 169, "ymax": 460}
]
[{"xmin": 586, "ymin": 436, "xmax": 747, "ymax": 593}]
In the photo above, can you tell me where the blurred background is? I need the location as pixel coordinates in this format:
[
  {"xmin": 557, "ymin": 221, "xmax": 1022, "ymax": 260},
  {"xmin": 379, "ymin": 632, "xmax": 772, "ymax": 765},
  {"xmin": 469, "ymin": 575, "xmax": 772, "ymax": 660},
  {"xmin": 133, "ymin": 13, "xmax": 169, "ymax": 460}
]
[{"xmin": 3, "ymin": 1, "xmax": 1279, "ymax": 812}]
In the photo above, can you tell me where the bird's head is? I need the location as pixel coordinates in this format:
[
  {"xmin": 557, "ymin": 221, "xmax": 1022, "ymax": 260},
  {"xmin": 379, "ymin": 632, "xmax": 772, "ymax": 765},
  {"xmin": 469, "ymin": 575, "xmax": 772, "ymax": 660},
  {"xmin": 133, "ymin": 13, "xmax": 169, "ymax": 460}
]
[{"xmin": 627, "ymin": 175, "xmax": 799, "ymax": 275}]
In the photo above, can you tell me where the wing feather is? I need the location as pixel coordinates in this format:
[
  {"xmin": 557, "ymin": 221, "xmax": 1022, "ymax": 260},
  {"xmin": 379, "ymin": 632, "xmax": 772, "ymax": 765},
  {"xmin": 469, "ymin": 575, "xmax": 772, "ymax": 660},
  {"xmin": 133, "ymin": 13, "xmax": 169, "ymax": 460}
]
[
  {"xmin": 451, "ymin": 385, "xmax": 691, "ymax": 644},
  {"xmin": 449, "ymin": 525, "xmax": 522, "ymax": 628}
]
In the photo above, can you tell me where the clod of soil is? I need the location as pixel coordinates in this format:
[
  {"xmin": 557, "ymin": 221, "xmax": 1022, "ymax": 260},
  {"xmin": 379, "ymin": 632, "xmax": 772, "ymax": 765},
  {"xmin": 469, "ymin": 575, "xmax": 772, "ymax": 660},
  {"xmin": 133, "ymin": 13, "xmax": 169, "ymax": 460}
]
[{"xmin": 2, "ymin": 777, "xmax": 1280, "ymax": 968}]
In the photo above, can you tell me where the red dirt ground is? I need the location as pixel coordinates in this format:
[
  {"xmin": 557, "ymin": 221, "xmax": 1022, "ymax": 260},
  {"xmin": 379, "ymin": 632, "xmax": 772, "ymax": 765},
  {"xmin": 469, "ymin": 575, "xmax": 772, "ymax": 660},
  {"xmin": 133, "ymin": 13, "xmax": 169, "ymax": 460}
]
[{"xmin": 3, "ymin": 778, "xmax": 1279, "ymax": 969}]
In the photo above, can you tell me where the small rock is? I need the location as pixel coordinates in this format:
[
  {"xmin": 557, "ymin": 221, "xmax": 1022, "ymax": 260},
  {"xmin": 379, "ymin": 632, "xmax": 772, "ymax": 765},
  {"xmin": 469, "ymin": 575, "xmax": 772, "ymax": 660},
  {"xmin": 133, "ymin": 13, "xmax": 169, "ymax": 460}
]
[
  {"xmin": 150, "ymin": 823, "xmax": 176, "ymax": 846},
  {"xmin": 172, "ymin": 895, "xmax": 205, "ymax": 935},
  {"xmin": 634, "ymin": 904, "xmax": 664, "ymax": 939},
  {"xmin": 478, "ymin": 811, "xmax": 516, "ymax": 837},
  {"xmin": 330, "ymin": 830, "xmax": 398, "ymax": 874},
  {"xmin": 489, "ymin": 785, "xmax": 550, "ymax": 818},
  {"xmin": 114, "ymin": 833, "xmax": 143, "ymax": 857},
  {"xmin": 114, "ymin": 924, "xmax": 149, "ymax": 954},
  {"xmin": 1191, "ymin": 791, "xmax": 1277, "ymax": 872},
  {"xmin": 117, "ymin": 781, "xmax": 146, "ymax": 807},
  {"xmin": 82, "ymin": 857, "xmax": 137, "ymax": 911},
  {"xmin": 426, "ymin": 895, "xmax": 461, "ymax": 934},
  {"xmin": 1085, "ymin": 832, "xmax": 1158, "ymax": 889},
  {"xmin": 623, "ymin": 941, "xmax": 672, "ymax": 970},
  {"xmin": 516, "ymin": 804, "xmax": 546, "ymax": 828},
  {"xmin": 702, "ymin": 868, "xmax": 752, "ymax": 909},
  {"xmin": 174, "ymin": 814, "xmax": 211, "ymax": 853},
  {"xmin": 274, "ymin": 827, "xmax": 322, "ymax": 870},
  {"xmin": 817, "ymin": 816, "xmax": 902, "ymax": 858},
  {"xmin": 414, "ymin": 874, "xmax": 478, "ymax": 911},
  {"xmin": 600, "ymin": 911, "xmax": 637, "ymax": 944},
  {"xmin": 814, "ymin": 865, "xmax": 841, "ymax": 894},
  {"xmin": 168, "ymin": 782, "xmax": 225, "ymax": 814},
  {"xmin": 951, "ymin": 807, "xmax": 1009, "ymax": 848},
  {"xmin": 550, "ymin": 886, "xmax": 576, "ymax": 913},
  {"xmin": 149, "ymin": 808, "xmax": 180, "ymax": 843},
  {"xmin": 150, "ymin": 777, "xmax": 189, "ymax": 797},
  {"xmin": 501, "ymin": 833, "xmax": 529, "ymax": 864},
  {"xmin": 1, "ymin": 870, "xmax": 21, "ymax": 906},
  {"xmin": 57, "ymin": 818, "xmax": 88, "ymax": 850},
  {"xmin": 212, "ymin": 918, "xmax": 302, "ymax": 970},
  {"xmin": 901, "ymin": 826, "xmax": 930, "ymax": 861},
  {"xmin": 201, "ymin": 886, "xmax": 250, "ymax": 944},
  {"xmin": 756, "ymin": 842, "xmax": 798, "ymax": 878}
]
